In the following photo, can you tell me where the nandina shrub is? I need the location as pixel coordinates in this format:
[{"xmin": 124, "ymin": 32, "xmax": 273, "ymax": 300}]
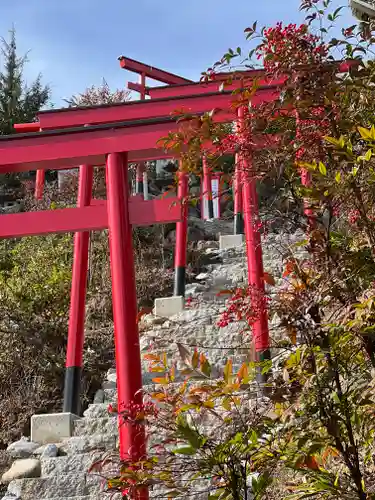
[{"xmin": 100, "ymin": 2, "xmax": 375, "ymax": 499}]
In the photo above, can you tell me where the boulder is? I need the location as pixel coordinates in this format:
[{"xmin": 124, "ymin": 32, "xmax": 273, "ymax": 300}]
[
  {"xmin": 33, "ymin": 443, "xmax": 58, "ymax": 458},
  {"xmin": 1, "ymin": 459, "xmax": 41, "ymax": 483},
  {"xmin": 6, "ymin": 438, "xmax": 39, "ymax": 459}
]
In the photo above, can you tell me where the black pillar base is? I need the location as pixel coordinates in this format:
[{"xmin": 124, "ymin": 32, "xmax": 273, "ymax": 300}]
[
  {"xmin": 256, "ymin": 349, "xmax": 271, "ymax": 385},
  {"xmin": 136, "ymin": 180, "xmax": 144, "ymax": 195},
  {"xmin": 234, "ymin": 212, "xmax": 244, "ymax": 235},
  {"xmin": 207, "ymin": 199, "xmax": 214, "ymax": 220},
  {"xmin": 174, "ymin": 266, "xmax": 186, "ymax": 297},
  {"xmin": 63, "ymin": 366, "xmax": 82, "ymax": 415}
]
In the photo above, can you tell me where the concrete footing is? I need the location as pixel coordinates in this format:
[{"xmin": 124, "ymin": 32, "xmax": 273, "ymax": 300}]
[
  {"xmin": 219, "ymin": 234, "xmax": 244, "ymax": 250},
  {"xmin": 31, "ymin": 413, "xmax": 79, "ymax": 444},
  {"xmin": 154, "ymin": 296, "xmax": 184, "ymax": 317}
]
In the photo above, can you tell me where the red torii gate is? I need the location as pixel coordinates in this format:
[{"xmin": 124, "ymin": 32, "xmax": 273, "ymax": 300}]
[
  {"xmin": 0, "ymin": 119, "xmax": 189, "ymax": 485},
  {"xmin": 5, "ymin": 72, "xmax": 280, "ymax": 477},
  {"xmin": 118, "ymin": 56, "xmax": 192, "ymax": 197}
]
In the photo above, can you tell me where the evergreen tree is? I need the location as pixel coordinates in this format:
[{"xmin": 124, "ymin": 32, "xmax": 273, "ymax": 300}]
[{"xmin": 0, "ymin": 28, "xmax": 50, "ymax": 194}]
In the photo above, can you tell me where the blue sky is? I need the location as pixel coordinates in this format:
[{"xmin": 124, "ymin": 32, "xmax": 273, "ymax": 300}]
[{"xmin": 0, "ymin": 0, "xmax": 355, "ymax": 107}]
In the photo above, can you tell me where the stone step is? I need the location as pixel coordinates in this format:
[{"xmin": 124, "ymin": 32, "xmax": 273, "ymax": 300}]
[
  {"xmin": 41, "ymin": 452, "xmax": 103, "ymax": 477},
  {"xmin": 35, "ymin": 497, "xmax": 99, "ymax": 500},
  {"xmin": 7, "ymin": 473, "xmax": 103, "ymax": 498},
  {"xmin": 83, "ymin": 404, "xmax": 111, "ymax": 419},
  {"xmin": 59, "ymin": 433, "xmax": 118, "ymax": 455},
  {"xmin": 73, "ymin": 417, "xmax": 118, "ymax": 437},
  {"xmin": 38, "ymin": 496, "xmax": 122, "ymax": 500}
]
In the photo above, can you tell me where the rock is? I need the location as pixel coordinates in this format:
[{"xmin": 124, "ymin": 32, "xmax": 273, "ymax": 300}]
[
  {"xmin": 195, "ymin": 273, "xmax": 209, "ymax": 280},
  {"xmin": 1, "ymin": 495, "xmax": 21, "ymax": 500},
  {"xmin": 41, "ymin": 444, "xmax": 58, "ymax": 458},
  {"xmin": 1, "ymin": 459, "xmax": 41, "ymax": 483},
  {"xmin": 143, "ymin": 314, "xmax": 166, "ymax": 326},
  {"xmin": 197, "ymin": 240, "xmax": 219, "ymax": 251},
  {"xmin": 33, "ymin": 444, "xmax": 58, "ymax": 458},
  {"xmin": 93, "ymin": 388, "xmax": 104, "ymax": 404},
  {"xmin": 59, "ymin": 434, "xmax": 117, "ymax": 454},
  {"xmin": 6, "ymin": 438, "xmax": 39, "ymax": 459},
  {"xmin": 106, "ymin": 368, "xmax": 117, "ymax": 383},
  {"xmin": 102, "ymin": 380, "xmax": 116, "ymax": 391}
]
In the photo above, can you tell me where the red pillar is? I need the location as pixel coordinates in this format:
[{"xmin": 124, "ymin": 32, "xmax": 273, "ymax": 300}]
[
  {"xmin": 174, "ymin": 168, "xmax": 189, "ymax": 297},
  {"xmin": 63, "ymin": 164, "xmax": 93, "ymax": 415},
  {"xmin": 239, "ymin": 107, "xmax": 270, "ymax": 373},
  {"xmin": 35, "ymin": 170, "xmax": 45, "ymax": 200},
  {"xmin": 202, "ymin": 157, "xmax": 214, "ymax": 220},
  {"xmin": 106, "ymin": 152, "xmax": 148, "ymax": 479}
]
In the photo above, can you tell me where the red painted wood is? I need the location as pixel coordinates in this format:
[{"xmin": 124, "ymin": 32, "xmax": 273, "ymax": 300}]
[
  {"xmin": 0, "ymin": 123, "xmax": 281, "ymax": 174},
  {"xmin": 128, "ymin": 82, "xmax": 150, "ymax": 95},
  {"xmin": 14, "ymin": 123, "xmax": 40, "ymax": 133},
  {"xmin": 147, "ymin": 77, "xmax": 285, "ymax": 99},
  {"xmin": 37, "ymin": 87, "xmax": 278, "ymax": 130},
  {"xmin": 119, "ymin": 56, "xmax": 191, "ymax": 84},
  {"xmin": 0, "ymin": 197, "xmax": 182, "ymax": 238},
  {"xmin": 0, "ymin": 120, "xmax": 181, "ymax": 172},
  {"xmin": 35, "ymin": 170, "xmax": 45, "ymax": 199},
  {"xmin": 66, "ymin": 164, "xmax": 93, "ymax": 368},
  {"xmin": 105, "ymin": 153, "xmax": 148, "ymax": 486},
  {"xmin": 174, "ymin": 169, "xmax": 189, "ymax": 268},
  {"xmin": 239, "ymin": 104, "xmax": 269, "ymax": 354}
]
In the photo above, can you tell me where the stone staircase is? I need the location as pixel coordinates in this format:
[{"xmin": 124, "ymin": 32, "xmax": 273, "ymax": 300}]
[{"xmin": 1, "ymin": 229, "xmax": 304, "ymax": 500}]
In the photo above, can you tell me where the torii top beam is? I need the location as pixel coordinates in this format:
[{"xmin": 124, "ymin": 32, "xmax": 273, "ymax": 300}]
[
  {"xmin": 0, "ymin": 113, "xmax": 279, "ymax": 174},
  {"xmin": 118, "ymin": 56, "xmax": 192, "ymax": 85},
  {"xmin": 35, "ymin": 84, "xmax": 279, "ymax": 130}
]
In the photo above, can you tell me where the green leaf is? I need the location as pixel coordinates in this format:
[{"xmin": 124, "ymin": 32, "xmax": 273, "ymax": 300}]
[
  {"xmin": 172, "ymin": 446, "xmax": 196, "ymax": 455},
  {"xmin": 164, "ymin": 491, "xmax": 182, "ymax": 498},
  {"xmin": 318, "ymin": 162, "xmax": 327, "ymax": 176},
  {"xmin": 332, "ymin": 6, "xmax": 343, "ymax": 19},
  {"xmin": 332, "ymin": 391, "xmax": 341, "ymax": 405},
  {"xmin": 201, "ymin": 358, "xmax": 212, "ymax": 377},
  {"xmin": 335, "ymin": 171, "xmax": 341, "ymax": 183}
]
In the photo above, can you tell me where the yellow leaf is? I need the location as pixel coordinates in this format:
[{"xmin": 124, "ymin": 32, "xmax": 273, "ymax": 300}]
[
  {"xmin": 223, "ymin": 359, "xmax": 233, "ymax": 383},
  {"xmin": 318, "ymin": 162, "xmax": 327, "ymax": 176},
  {"xmin": 358, "ymin": 126, "xmax": 373, "ymax": 140},
  {"xmin": 335, "ymin": 171, "xmax": 341, "ymax": 183}
]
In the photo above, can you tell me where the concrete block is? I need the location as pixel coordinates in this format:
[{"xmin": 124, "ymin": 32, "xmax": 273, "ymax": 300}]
[
  {"xmin": 154, "ymin": 296, "xmax": 184, "ymax": 317},
  {"xmin": 31, "ymin": 413, "xmax": 79, "ymax": 445},
  {"xmin": 219, "ymin": 234, "xmax": 244, "ymax": 250}
]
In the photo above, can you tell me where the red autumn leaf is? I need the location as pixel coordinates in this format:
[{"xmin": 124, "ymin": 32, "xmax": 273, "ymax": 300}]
[
  {"xmin": 305, "ymin": 455, "xmax": 320, "ymax": 470},
  {"xmin": 136, "ymin": 307, "xmax": 152, "ymax": 324},
  {"xmin": 216, "ymin": 289, "xmax": 234, "ymax": 297},
  {"xmin": 263, "ymin": 272, "xmax": 276, "ymax": 286},
  {"xmin": 143, "ymin": 354, "xmax": 161, "ymax": 362}
]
